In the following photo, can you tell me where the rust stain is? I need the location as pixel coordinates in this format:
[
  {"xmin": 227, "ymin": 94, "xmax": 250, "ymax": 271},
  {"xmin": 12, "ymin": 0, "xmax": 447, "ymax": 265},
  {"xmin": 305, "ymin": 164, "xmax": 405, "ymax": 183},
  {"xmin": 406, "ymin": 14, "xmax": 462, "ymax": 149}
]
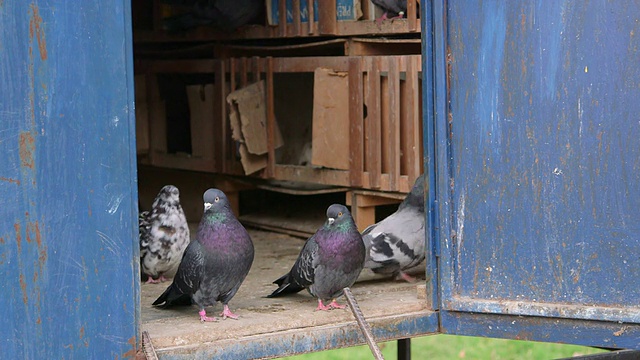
[
  {"xmin": 0, "ymin": 237, "xmax": 4, "ymax": 244},
  {"xmin": 19, "ymin": 273, "xmax": 28, "ymax": 304},
  {"xmin": 0, "ymin": 177, "xmax": 21, "ymax": 185},
  {"xmin": 15, "ymin": 223, "xmax": 22, "ymax": 252},
  {"xmin": 613, "ymin": 326, "xmax": 628, "ymax": 336},
  {"xmin": 121, "ymin": 336, "xmax": 138, "ymax": 359},
  {"xmin": 19, "ymin": 132, "xmax": 35, "ymax": 169},
  {"xmin": 29, "ymin": 4, "xmax": 47, "ymax": 60},
  {"xmin": 79, "ymin": 326, "xmax": 85, "ymax": 339}
]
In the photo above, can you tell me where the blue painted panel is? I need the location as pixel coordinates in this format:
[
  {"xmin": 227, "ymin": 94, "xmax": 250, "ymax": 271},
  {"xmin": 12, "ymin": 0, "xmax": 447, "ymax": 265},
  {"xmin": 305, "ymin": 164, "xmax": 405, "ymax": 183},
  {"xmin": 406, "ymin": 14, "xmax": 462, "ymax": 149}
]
[
  {"xmin": 425, "ymin": 0, "xmax": 640, "ymax": 347},
  {"xmin": 0, "ymin": 1, "xmax": 139, "ymax": 358}
]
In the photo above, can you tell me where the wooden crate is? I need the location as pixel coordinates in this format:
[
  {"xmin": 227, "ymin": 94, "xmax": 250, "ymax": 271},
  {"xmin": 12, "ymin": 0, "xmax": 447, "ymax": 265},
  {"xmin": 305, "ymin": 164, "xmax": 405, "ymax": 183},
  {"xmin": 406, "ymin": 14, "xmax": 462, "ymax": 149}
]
[{"xmin": 218, "ymin": 55, "xmax": 423, "ymax": 193}]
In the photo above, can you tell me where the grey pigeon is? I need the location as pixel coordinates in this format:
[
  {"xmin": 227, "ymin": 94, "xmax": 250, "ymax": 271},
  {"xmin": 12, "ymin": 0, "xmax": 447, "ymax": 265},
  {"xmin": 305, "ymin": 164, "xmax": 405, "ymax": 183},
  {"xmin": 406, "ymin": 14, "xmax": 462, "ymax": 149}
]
[
  {"xmin": 139, "ymin": 185, "xmax": 190, "ymax": 284},
  {"xmin": 153, "ymin": 188, "xmax": 255, "ymax": 322},
  {"xmin": 362, "ymin": 173, "xmax": 426, "ymax": 282},
  {"xmin": 162, "ymin": 0, "xmax": 264, "ymax": 33},
  {"xmin": 371, "ymin": 0, "xmax": 408, "ymax": 23},
  {"xmin": 267, "ymin": 204, "xmax": 365, "ymax": 311}
]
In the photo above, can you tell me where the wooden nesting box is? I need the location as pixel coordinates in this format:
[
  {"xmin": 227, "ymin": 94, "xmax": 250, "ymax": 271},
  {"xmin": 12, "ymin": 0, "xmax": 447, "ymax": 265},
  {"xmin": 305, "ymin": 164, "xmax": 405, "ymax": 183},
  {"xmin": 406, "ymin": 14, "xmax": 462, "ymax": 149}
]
[{"xmin": 218, "ymin": 55, "xmax": 424, "ymax": 193}]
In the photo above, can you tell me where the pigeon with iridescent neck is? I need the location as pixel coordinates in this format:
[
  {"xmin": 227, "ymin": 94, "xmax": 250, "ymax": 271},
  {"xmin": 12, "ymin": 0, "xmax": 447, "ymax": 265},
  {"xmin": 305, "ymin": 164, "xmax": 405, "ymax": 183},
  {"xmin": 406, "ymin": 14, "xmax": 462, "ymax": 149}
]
[
  {"xmin": 266, "ymin": 204, "xmax": 365, "ymax": 311},
  {"xmin": 153, "ymin": 188, "xmax": 254, "ymax": 322}
]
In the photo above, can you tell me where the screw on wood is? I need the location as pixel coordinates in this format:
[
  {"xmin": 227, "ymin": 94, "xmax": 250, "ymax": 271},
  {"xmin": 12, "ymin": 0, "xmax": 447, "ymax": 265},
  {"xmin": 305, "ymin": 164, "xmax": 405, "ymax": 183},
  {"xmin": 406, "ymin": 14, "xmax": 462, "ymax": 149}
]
[{"xmin": 343, "ymin": 287, "xmax": 385, "ymax": 360}]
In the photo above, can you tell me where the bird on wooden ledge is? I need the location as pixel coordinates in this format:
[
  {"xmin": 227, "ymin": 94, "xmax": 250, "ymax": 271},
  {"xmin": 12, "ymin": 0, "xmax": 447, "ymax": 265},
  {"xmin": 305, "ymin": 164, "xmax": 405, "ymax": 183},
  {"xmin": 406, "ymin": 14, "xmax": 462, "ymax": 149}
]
[
  {"xmin": 139, "ymin": 185, "xmax": 190, "ymax": 284},
  {"xmin": 161, "ymin": 0, "xmax": 264, "ymax": 33},
  {"xmin": 266, "ymin": 204, "xmax": 366, "ymax": 311},
  {"xmin": 153, "ymin": 188, "xmax": 255, "ymax": 322},
  {"xmin": 362, "ymin": 173, "xmax": 426, "ymax": 282},
  {"xmin": 371, "ymin": 0, "xmax": 419, "ymax": 25}
]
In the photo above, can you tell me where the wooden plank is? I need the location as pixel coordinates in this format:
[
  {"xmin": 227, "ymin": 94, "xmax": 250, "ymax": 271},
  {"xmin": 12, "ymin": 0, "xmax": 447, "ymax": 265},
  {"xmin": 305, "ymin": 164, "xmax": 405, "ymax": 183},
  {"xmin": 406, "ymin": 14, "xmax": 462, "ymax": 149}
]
[
  {"xmin": 307, "ymin": 0, "xmax": 316, "ymax": 34},
  {"xmin": 240, "ymin": 57, "xmax": 248, "ymax": 87},
  {"xmin": 366, "ymin": 57, "xmax": 382, "ymax": 189},
  {"xmin": 318, "ymin": 0, "xmax": 338, "ymax": 35},
  {"xmin": 348, "ymin": 57, "xmax": 364, "ymax": 187},
  {"xmin": 252, "ymin": 56, "xmax": 261, "ymax": 83},
  {"xmin": 210, "ymin": 60, "xmax": 225, "ymax": 173},
  {"xmin": 146, "ymin": 60, "xmax": 218, "ymax": 73},
  {"xmin": 266, "ymin": 57, "xmax": 276, "ymax": 178},
  {"xmin": 278, "ymin": 0, "xmax": 287, "ymax": 37},
  {"xmin": 380, "ymin": 57, "xmax": 390, "ymax": 177},
  {"xmin": 274, "ymin": 164, "xmax": 350, "ymax": 186},
  {"xmin": 186, "ymin": 84, "xmax": 213, "ymax": 159},
  {"xmin": 407, "ymin": 0, "xmax": 418, "ymax": 32},
  {"xmin": 388, "ymin": 56, "xmax": 401, "ymax": 191},
  {"xmin": 292, "ymin": 0, "xmax": 301, "ymax": 36},
  {"xmin": 402, "ymin": 56, "xmax": 421, "ymax": 182},
  {"xmin": 312, "ymin": 68, "xmax": 350, "ymax": 170}
]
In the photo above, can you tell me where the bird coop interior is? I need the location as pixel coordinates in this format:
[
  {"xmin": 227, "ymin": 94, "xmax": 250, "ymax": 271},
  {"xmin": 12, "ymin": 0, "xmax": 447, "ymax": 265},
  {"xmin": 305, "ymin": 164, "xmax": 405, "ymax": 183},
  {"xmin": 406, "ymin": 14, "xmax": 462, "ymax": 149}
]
[{"xmin": 132, "ymin": 0, "xmax": 428, "ymax": 358}]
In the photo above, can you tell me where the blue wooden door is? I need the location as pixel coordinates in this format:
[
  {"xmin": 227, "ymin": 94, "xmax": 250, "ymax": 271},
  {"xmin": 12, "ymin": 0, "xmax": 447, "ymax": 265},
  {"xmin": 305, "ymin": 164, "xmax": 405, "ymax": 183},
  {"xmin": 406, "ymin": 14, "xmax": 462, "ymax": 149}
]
[
  {"xmin": 0, "ymin": 1, "xmax": 139, "ymax": 358},
  {"xmin": 425, "ymin": 0, "xmax": 640, "ymax": 348}
]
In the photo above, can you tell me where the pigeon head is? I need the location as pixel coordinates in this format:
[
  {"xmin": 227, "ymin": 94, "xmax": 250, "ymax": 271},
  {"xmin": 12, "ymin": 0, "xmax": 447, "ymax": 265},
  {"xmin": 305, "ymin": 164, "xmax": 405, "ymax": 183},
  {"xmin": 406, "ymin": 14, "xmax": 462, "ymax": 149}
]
[
  {"xmin": 400, "ymin": 174, "xmax": 426, "ymax": 211},
  {"xmin": 154, "ymin": 185, "xmax": 181, "ymax": 207},
  {"xmin": 324, "ymin": 204, "xmax": 354, "ymax": 230},
  {"xmin": 202, "ymin": 188, "xmax": 231, "ymax": 213}
]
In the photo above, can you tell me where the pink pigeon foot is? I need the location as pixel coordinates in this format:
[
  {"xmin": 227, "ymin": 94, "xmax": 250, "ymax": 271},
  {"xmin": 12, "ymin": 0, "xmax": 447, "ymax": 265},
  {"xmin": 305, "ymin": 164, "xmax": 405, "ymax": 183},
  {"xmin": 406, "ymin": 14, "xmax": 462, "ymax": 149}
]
[
  {"xmin": 145, "ymin": 277, "xmax": 161, "ymax": 284},
  {"xmin": 399, "ymin": 272, "xmax": 418, "ymax": 283},
  {"xmin": 220, "ymin": 305, "xmax": 239, "ymax": 320},
  {"xmin": 327, "ymin": 300, "xmax": 347, "ymax": 309},
  {"xmin": 199, "ymin": 309, "xmax": 218, "ymax": 322},
  {"xmin": 315, "ymin": 299, "xmax": 333, "ymax": 311},
  {"xmin": 375, "ymin": 12, "xmax": 390, "ymax": 27},
  {"xmin": 390, "ymin": 12, "xmax": 405, "ymax": 21}
]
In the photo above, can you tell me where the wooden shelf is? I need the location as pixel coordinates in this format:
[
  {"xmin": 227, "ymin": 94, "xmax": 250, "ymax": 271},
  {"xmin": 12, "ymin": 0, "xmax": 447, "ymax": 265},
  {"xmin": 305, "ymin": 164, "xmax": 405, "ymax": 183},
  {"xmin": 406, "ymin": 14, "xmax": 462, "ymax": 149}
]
[
  {"xmin": 134, "ymin": 19, "xmax": 420, "ymax": 43},
  {"xmin": 140, "ymin": 228, "xmax": 435, "ymax": 359}
]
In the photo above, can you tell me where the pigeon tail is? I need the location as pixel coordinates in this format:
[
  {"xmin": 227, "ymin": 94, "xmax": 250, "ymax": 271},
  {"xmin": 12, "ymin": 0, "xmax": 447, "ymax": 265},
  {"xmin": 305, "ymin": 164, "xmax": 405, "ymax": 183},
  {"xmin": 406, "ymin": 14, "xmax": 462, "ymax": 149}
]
[
  {"xmin": 152, "ymin": 284, "xmax": 192, "ymax": 308},
  {"xmin": 266, "ymin": 273, "xmax": 305, "ymax": 298}
]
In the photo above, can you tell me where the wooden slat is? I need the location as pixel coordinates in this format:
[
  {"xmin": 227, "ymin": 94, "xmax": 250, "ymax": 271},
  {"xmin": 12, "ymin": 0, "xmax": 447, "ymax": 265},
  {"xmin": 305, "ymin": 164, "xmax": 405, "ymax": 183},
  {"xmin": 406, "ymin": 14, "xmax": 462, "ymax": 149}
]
[
  {"xmin": 230, "ymin": 58, "xmax": 237, "ymax": 92},
  {"xmin": 292, "ymin": 0, "xmax": 301, "ymax": 36},
  {"xmin": 252, "ymin": 56, "xmax": 261, "ymax": 83},
  {"xmin": 266, "ymin": 57, "xmax": 276, "ymax": 178},
  {"xmin": 274, "ymin": 165, "xmax": 350, "ymax": 186},
  {"xmin": 402, "ymin": 56, "xmax": 421, "ymax": 181},
  {"xmin": 366, "ymin": 58, "xmax": 382, "ymax": 189},
  {"xmin": 216, "ymin": 60, "xmax": 227, "ymax": 173},
  {"xmin": 318, "ymin": 0, "xmax": 337, "ymax": 35},
  {"xmin": 278, "ymin": 0, "xmax": 287, "ymax": 37},
  {"xmin": 387, "ymin": 56, "xmax": 401, "ymax": 191},
  {"xmin": 216, "ymin": 59, "xmax": 235, "ymax": 172},
  {"xmin": 407, "ymin": 0, "xmax": 418, "ymax": 32},
  {"xmin": 240, "ymin": 57, "xmax": 248, "ymax": 87},
  {"xmin": 348, "ymin": 57, "xmax": 364, "ymax": 187},
  {"xmin": 307, "ymin": 0, "xmax": 316, "ymax": 34},
  {"xmin": 146, "ymin": 60, "xmax": 217, "ymax": 73}
]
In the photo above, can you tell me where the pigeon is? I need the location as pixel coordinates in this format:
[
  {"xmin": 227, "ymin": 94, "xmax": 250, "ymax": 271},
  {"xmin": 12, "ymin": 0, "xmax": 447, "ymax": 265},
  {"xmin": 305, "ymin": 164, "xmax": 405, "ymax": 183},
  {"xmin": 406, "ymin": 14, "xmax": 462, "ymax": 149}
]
[
  {"xmin": 162, "ymin": 0, "xmax": 264, "ymax": 33},
  {"xmin": 362, "ymin": 173, "xmax": 426, "ymax": 282},
  {"xmin": 267, "ymin": 204, "xmax": 365, "ymax": 311},
  {"xmin": 371, "ymin": 0, "xmax": 409, "ymax": 24},
  {"xmin": 153, "ymin": 188, "xmax": 254, "ymax": 322},
  {"xmin": 139, "ymin": 185, "xmax": 190, "ymax": 284}
]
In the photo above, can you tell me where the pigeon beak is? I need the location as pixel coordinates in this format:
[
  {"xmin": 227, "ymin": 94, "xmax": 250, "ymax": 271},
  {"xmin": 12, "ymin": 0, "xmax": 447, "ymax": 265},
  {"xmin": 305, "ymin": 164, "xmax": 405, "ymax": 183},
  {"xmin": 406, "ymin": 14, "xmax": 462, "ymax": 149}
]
[
  {"xmin": 328, "ymin": 218, "xmax": 335, "ymax": 225},
  {"xmin": 204, "ymin": 202, "xmax": 212, "ymax": 211}
]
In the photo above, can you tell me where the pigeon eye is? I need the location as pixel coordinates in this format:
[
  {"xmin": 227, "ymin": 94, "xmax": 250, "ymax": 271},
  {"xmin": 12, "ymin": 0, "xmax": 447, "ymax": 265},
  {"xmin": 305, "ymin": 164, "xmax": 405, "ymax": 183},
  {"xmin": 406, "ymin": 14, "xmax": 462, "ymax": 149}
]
[
  {"xmin": 214, "ymin": 196, "xmax": 220, "ymax": 202},
  {"xmin": 338, "ymin": 212, "xmax": 343, "ymax": 217}
]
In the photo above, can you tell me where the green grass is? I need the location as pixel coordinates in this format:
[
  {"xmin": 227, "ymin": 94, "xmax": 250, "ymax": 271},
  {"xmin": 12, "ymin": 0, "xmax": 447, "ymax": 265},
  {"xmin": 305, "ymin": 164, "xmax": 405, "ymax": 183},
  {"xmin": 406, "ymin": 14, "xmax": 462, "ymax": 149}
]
[{"xmin": 280, "ymin": 334, "xmax": 607, "ymax": 360}]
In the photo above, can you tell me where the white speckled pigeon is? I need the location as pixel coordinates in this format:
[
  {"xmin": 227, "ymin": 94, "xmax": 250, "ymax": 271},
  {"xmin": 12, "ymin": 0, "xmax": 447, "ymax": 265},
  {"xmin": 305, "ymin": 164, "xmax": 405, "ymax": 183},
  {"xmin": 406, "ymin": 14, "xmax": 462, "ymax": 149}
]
[
  {"xmin": 362, "ymin": 173, "xmax": 426, "ymax": 282},
  {"xmin": 153, "ymin": 188, "xmax": 255, "ymax": 322},
  {"xmin": 267, "ymin": 204, "xmax": 365, "ymax": 311},
  {"xmin": 139, "ymin": 185, "xmax": 190, "ymax": 284},
  {"xmin": 371, "ymin": 0, "xmax": 408, "ymax": 24}
]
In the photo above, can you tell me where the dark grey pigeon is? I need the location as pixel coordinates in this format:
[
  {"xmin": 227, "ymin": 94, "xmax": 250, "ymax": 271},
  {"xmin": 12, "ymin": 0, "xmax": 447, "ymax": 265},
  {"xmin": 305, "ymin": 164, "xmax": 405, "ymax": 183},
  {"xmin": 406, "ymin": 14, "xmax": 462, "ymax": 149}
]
[
  {"xmin": 371, "ymin": 0, "xmax": 408, "ymax": 23},
  {"xmin": 139, "ymin": 185, "xmax": 190, "ymax": 284},
  {"xmin": 362, "ymin": 173, "xmax": 426, "ymax": 282},
  {"xmin": 267, "ymin": 204, "xmax": 365, "ymax": 311},
  {"xmin": 162, "ymin": 0, "xmax": 264, "ymax": 33},
  {"xmin": 153, "ymin": 188, "xmax": 255, "ymax": 322}
]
